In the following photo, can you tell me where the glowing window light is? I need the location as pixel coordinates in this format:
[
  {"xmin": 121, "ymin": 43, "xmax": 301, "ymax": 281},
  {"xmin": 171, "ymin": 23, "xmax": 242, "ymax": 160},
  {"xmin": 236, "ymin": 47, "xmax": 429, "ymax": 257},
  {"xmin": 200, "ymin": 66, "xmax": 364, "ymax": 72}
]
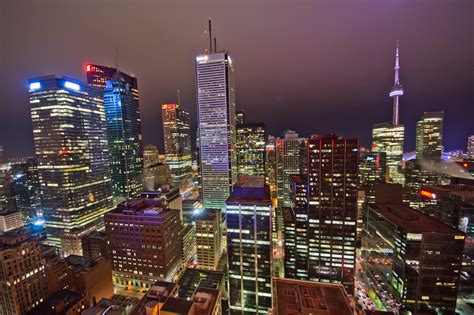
[
  {"xmin": 420, "ymin": 189, "xmax": 436, "ymax": 199},
  {"xmin": 64, "ymin": 81, "xmax": 80, "ymax": 91},
  {"xmin": 29, "ymin": 82, "xmax": 41, "ymax": 90}
]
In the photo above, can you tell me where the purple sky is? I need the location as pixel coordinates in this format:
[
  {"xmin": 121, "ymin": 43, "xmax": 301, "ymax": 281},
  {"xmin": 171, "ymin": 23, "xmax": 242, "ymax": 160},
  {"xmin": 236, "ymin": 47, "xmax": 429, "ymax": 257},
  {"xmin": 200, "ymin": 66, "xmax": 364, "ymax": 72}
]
[{"xmin": 1, "ymin": 0, "xmax": 472, "ymax": 157}]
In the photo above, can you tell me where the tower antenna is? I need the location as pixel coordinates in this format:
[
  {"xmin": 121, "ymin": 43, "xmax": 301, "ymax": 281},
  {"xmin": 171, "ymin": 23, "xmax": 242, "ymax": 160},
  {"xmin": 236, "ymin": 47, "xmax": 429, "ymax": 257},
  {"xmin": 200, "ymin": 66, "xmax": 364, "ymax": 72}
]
[
  {"xmin": 208, "ymin": 18, "xmax": 213, "ymax": 52},
  {"xmin": 214, "ymin": 37, "xmax": 217, "ymax": 53},
  {"xmin": 177, "ymin": 89, "xmax": 181, "ymax": 106},
  {"xmin": 114, "ymin": 47, "xmax": 120, "ymax": 72}
]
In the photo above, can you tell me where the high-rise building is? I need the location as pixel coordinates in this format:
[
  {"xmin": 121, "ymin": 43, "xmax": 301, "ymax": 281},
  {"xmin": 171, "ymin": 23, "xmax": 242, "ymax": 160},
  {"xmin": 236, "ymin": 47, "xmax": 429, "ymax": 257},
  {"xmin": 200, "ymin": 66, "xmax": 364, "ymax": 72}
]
[
  {"xmin": 404, "ymin": 159, "xmax": 440, "ymax": 209},
  {"xmin": 195, "ymin": 209, "xmax": 222, "ymax": 271},
  {"xmin": 272, "ymin": 278, "xmax": 356, "ymax": 315},
  {"xmin": 358, "ymin": 150, "xmax": 386, "ymax": 190},
  {"xmin": 283, "ymin": 175, "xmax": 308, "ymax": 280},
  {"xmin": 195, "ymin": 52, "xmax": 237, "ymax": 210},
  {"xmin": 265, "ymin": 135, "xmax": 277, "ymax": 192},
  {"xmin": 29, "ymin": 76, "xmax": 114, "ymax": 255},
  {"xmin": 468, "ymin": 135, "xmax": 474, "ymax": 159},
  {"xmin": 10, "ymin": 158, "xmax": 40, "ymax": 222},
  {"xmin": 103, "ymin": 73, "xmax": 143, "ymax": 203},
  {"xmin": 236, "ymin": 110, "xmax": 246, "ymax": 124},
  {"xmin": 416, "ymin": 111, "xmax": 444, "ymax": 161},
  {"xmin": 181, "ymin": 223, "xmax": 196, "ymax": 268},
  {"xmin": 0, "ymin": 165, "xmax": 15, "ymax": 212},
  {"xmin": 85, "ymin": 64, "xmax": 139, "ymax": 101},
  {"xmin": 226, "ymin": 176, "xmax": 272, "ymax": 313},
  {"xmin": 0, "ymin": 227, "xmax": 49, "ymax": 314},
  {"xmin": 305, "ymin": 134, "xmax": 358, "ymax": 293},
  {"xmin": 372, "ymin": 42, "xmax": 405, "ymax": 185},
  {"xmin": 363, "ymin": 203, "xmax": 465, "ymax": 314},
  {"xmin": 0, "ymin": 210, "xmax": 24, "ymax": 233},
  {"xmin": 143, "ymin": 144, "xmax": 162, "ymax": 168},
  {"xmin": 105, "ymin": 199, "xmax": 181, "ymax": 290},
  {"xmin": 162, "ymin": 104, "xmax": 193, "ymax": 190},
  {"xmin": 236, "ymin": 123, "xmax": 266, "ymax": 177}
]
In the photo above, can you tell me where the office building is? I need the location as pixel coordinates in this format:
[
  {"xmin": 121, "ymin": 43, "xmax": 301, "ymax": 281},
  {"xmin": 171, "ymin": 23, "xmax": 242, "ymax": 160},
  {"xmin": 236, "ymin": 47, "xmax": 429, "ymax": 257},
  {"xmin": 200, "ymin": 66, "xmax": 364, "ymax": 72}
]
[
  {"xmin": 272, "ymin": 278, "xmax": 356, "ymax": 315},
  {"xmin": 236, "ymin": 123, "xmax": 266, "ymax": 177},
  {"xmin": 181, "ymin": 223, "xmax": 197, "ymax": 268},
  {"xmin": 29, "ymin": 76, "xmax": 114, "ymax": 255},
  {"xmin": 195, "ymin": 52, "xmax": 237, "ymax": 210},
  {"xmin": 86, "ymin": 64, "xmax": 139, "ymax": 99},
  {"xmin": 103, "ymin": 72, "xmax": 144, "ymax": 202},
  {"xmin": 416, "ymin": 111, "xmax": 444, "ymax": 161},
  {"xmin": 143, "ymin": 144, "xmax": 162, "ymax": 168},
  {"xmin": 105, "ymin": 199, "xmax": 181, "ymax": 289},
  {"xmin": 27, "ymin": 289, "xmax": 88, "ymax": 315},
  {"xmin": 226, "ymin": 176, "xmax": 273, "ymax": 313},
  {"xmin": 372, "ymin": 43, "xmax": 405, "ymax": 185},
  {"xmin": 10, "ymin": 158, "xmax": 40, "ymax": 222},
  {"xmin": 143, "ymin": 163, "xmax": 173, "ymax": 190},
  {"xmin": 468, "ymin": 135, "xmax": 474, "ymax": 159},
  {"xmin": 141, "ymin": 187, "xmax": 183, "ymax": 221},
  {"xmin": 81, "ymin": 231, "xmax": 109, "ymax": 259},
  {"xmin": 358, "ymin": 150, "xmax": 386, "ymax": 200},
  {"xmin": 265, "ymin": 135, "xmax": 277, "ymax": 192},
  {"xmin": 283, "ymin": 175, "xmax": 308, "ymax": 280},
  {"xmin": 404, "ymin": 159, "xmax": 440, "ymax": 209},
  {"xmin": 0, "ymin": 210, "xmax": 24, "ymax": 233},
  {"xmin": 363, "ymin": 203, "xmax": 465, "ymax": 314},
  {"xmin": 177, "ymin": 268, "xmax": 225, "ymax": 300},
  {"xmin": 0, "ymin": 227, "xmax": 49, "ymax": 314},
  {"xmin": 195, "ymin": 209, "xmax": 221, "ymax": 271},
  {"xmin": 162, "ymin": 104, "xmax": 193, "ymax": 189},
  {"xmin": 0, "ymin": 165, "xmax": 15, "ymax": 212}
]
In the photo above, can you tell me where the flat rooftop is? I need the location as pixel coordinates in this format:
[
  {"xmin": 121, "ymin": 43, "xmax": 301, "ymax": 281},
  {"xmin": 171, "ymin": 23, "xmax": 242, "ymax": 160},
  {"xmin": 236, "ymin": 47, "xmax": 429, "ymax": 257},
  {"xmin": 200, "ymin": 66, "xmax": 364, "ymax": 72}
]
[
  {"xmin": 110, "ymin": 198, "xmax": 178, "ymax": 217},
  {"xmin": 160, "ymin": 297, "xmax": 194, "ymax": 314},
  {"xmin": 27, "ymin": 289, "xmax": 84, "ymax": 315},
  {"xmin": 178, "ymin": 268, "xmax": 224, "ymax": 299},
  {"xmin": 272, "ymin": 278, "xmax": 354, "ymax": 315},
  {"xmin": 369, "ymin": 203, "xmax": 463, "ymax": 234},
  {"xmin": 227, "ymin": 176, "xmax": 271, "ymax": 204}
]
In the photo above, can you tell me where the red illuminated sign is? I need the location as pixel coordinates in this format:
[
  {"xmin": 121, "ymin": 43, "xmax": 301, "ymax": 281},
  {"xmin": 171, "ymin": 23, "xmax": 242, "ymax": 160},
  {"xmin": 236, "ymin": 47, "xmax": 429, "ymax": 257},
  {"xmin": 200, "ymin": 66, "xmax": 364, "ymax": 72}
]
[
  {"xmin": 420, "ymin": 189, "xmax": 436, "ymax": 199},
  {"xmin": 86, "ymin": 65, "xmax": 91, "ymax": 72},
  {"xmin": 162, "ymin": 104, "xmax": 177, "ymax": 110}
]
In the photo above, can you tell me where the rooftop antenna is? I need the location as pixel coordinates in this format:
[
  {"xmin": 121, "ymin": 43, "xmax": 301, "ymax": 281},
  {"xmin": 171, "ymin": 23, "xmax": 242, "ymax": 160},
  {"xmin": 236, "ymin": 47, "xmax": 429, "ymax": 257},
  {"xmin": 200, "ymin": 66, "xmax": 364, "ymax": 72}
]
[
  {"xmin": 114, "ymin": 47, "xmax": 120, "ymax": 72},
  {"xmin": 208, "ymin": 17, "xmax": 213, "ymax": 52},
  {"xmin": 177, "ymin": 89, "xmax": 181, "ymax": 106},
  {"xmin": 214, "ymin": 37, "xmax": 217, "ymax": 53}
]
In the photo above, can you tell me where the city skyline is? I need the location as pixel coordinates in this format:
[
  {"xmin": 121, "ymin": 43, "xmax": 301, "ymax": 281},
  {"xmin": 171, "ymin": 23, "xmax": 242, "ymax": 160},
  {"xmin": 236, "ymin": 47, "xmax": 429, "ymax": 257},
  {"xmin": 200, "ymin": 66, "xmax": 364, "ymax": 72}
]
[{"xmin": 1, "ymin": 0, "xmax": 472, "ymax": 157}]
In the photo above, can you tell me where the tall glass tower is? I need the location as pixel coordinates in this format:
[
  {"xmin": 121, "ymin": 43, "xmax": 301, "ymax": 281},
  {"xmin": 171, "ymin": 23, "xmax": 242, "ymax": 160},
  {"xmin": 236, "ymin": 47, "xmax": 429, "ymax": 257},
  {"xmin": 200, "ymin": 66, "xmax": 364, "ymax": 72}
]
[
  {"xmin": 162, "ymin": 104, "xmax": 193, "ymax": 190},
  {"xmin": 195, "ymin": 52, "xmax": 237, "ymax": 210},
  {"xmin": 28, "ymin": 76, "xmax": 114, "ymax": 255},
  {"xmin": 103, "ymin": 72, "xmax": 144, "ymax": 202},
  {"xmin": 416, "ymin": 111, "xmax": 444, "ymax": 161}
]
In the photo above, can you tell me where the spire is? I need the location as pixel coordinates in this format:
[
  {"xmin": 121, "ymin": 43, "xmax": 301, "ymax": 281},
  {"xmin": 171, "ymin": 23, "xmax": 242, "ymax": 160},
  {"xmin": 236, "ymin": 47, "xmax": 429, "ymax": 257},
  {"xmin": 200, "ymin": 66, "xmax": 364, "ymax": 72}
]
[{"xmin": 389, "ymin": 41, "xmax": 404, "ymax": 126}]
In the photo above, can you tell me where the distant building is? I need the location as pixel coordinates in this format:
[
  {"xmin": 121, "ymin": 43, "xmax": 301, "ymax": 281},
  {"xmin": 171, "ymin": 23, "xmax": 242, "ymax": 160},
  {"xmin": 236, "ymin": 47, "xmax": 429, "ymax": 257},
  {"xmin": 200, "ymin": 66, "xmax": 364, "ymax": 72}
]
[
  {"xmin": 181, "ymin": 223, "xmax": 197, "ymax": 268},
  {"xmin": 404, "ymin": 159, "xmax": 441, "ymax": 209},
  {"xmin": 195, "ymin": 209, "xmax": 221, "ymax": 271},
  {"xmin": 272, "ymin": 278, "xmax": 356, "ymax": 315},
  {"xmin": 10, "ymin": 158, "xmax": 40, "ymax": 221},
  {"xmin": 105, "ymin": 199, "xmax": 181, "ymax": 289},
  {"xmin": 141, "ymin": 187, "xmax": 182, "ymax": 221},
  {"xmin": 363, "ymin": 203, "xmax": 465, "ymax": 314},
  {"xmin": 177, "ymin": 268, "xmax": 225, "ymax": 300},
  {"xmin": 0, "ymin": 210, "xmax": 24, "ymax": 233},
  {"xmin": 265, "ymin": 135, "xmax": 277, "ymax": 192},
  {"xmin": 468, "ymin": 135, "xmax": 474, "ymax": 159},
  {"xmin": 358, "ymin": 150, "xmax": 386, "ymax": 203},
  {"xmin": 226, "ymin": 176, "xmax": 273, "ymax": 313},
  {"xmin": 81, "ymin": 231, "xmax": 109, "ymax": 259},
  {"xmin": 0, "ymin": 227, "xmax": 49, "ymax": 314},
  {"xmin": 0, "ymin": 165, "xmax": 15, "ymax": 212},
  {"xmin": 29, "ymin": 76, "xmax": 114, "ymax": 255},
  {"xmin": 196, "ymin": 52, "xmax": 237, "ymax": 210},
  {"xmin": 143, "ymin": 163, "xmax": 173, "ymax": 190},
  {"xmin": 103, "ymin": 72, "xmax": 144, "ymax": 202},
  {"xmin": 143, "ymin": 144, "xmax": 162, "ymax": 168},
  {"xmin": 236, "ymin": 110, "xmax": 246, "ymax": 124},
  {"xmin": 416, "ymin": 111, "xmax": 444, "ymax": 161},
  {"xmin": 27, "ymin": 289, "xmax": 88, "ymax": 315},
  {"xmin": 162, "ymin": 104, "xmax": 193, "ymax": 190},
  {"xmin": 236, "ymin": 123, "xmax": 266, "ymax": 178}
]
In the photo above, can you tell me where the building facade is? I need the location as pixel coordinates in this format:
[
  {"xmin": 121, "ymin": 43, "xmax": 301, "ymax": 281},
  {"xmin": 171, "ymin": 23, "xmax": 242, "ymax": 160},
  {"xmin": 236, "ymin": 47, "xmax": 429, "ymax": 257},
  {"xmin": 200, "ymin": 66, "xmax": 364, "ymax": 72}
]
[
  {"xmin": 195, "ymin": 209, "xmax": 222, "ymax": 271},
  {"xmin": 162, "ymin": 104, "xmax": 193, "ymax": 190},
  {"xmin": 416, "ymin": 111, "xmax": 444, "ymax": 161},
  {"xmin": 236, "ymin": 123, "xmax": 266, "ymax": 178},
  {"xmin": 195, "ymin": 52, "xmax": 237, "ymax": 210},
  {"xmin": 226, "ymin": 177, "xmax": 272, "ymax": 313},
  {"xmin": 29, "ymin": 76, "xmax": 114, "ymax": 255},
  {"xmin": 10, "ymin": 158, "xmax": 40, "ymax": 222}
]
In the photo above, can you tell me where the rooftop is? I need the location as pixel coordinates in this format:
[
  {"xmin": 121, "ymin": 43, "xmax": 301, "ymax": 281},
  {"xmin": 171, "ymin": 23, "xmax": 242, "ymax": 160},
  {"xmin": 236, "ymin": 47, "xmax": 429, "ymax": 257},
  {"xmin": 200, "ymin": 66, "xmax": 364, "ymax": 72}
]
[
  {"xmin": 272, "ymin": 278, "xmax": 354, "ymax": 315},
  {"xmin": 369, "ymin": 203, "xmax": 464, "ymax": 234},
  {"xmin": 27, "ymin": 289, "xmax": 84, "ymax": 315},
  {"xmin": 82, "ymin": 296, "xmax": 138, "ymax": 315},
  {"xmin": 160, "ymin": 297, "xmax": 194, "ymax": 314},
  {"xmin": 194, "ymin": 208, "xmax": 219, "ymax": 222},
  {"xmin": 226, "ymin": 176, "xmax": 271, "ymax": 204},
  {"xmin": 133, "ymin": 281, "xmax": 179, "ymax": 314},
  {"xmin": 65, "ymin": 255, "xmax": 106, "ymax": 273},
  {"xmin": 178, "ymin": 268, "xmax": 224, "ymax": 299},
  {"xmin": 109, "ymin": 198, "xmax": 178, "ymax": 218}
]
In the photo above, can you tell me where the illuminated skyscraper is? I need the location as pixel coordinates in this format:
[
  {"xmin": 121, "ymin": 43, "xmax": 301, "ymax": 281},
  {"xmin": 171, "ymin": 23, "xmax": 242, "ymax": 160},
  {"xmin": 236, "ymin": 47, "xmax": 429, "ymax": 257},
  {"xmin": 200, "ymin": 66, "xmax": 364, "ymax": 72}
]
[
  {"xmin": 103, "ymin": 73, "xmax": 143, "ymax": 202},
  {"xmin": 143, "ymin": 144, "xmax": 162, "ymax": 168},
  {"xmin": 416, "ymin": 111, "xmax": 444, "ymax": 161},
  {"xmin": 29, "ymin": 76, "xmax": 114, "ymax": 255},
  {"xmin": 265, "ymin": 135, "xmax": 277, "ymax": 192},
  {"xmin": 226, "ymin": 176, "xmax": 272, "ymax": 313},
  {"xmin": 11, "ymin": 158, "xmax": 40, "ymax": 221},
  {"xmin": 85, "ymin": 64, "xmax": 139, "ymax": 102},
  {"xmin": 236, "ymin": 123, "xmax": 266, "ymax": 177},
  {"xmin": 306, "ymin": 134, "xmax": 358, "ymax": 293},
  {"xmin": 195, "ymin": 52, "xmax": 236, "ymax": 209},
  {"xmin": 468, "ymin": 135, "xmax": 474, "ymax": 159},
  {"xmin": 195, "ymin": 208, "xmax": 222, "ymax": 271},
  {"xmin": 372, "ymin": 42, "xmax": 405, "ymax": 185},
  {"xmin": 161, "ymin": 104, "xmax": 192, "ymax": 189}
]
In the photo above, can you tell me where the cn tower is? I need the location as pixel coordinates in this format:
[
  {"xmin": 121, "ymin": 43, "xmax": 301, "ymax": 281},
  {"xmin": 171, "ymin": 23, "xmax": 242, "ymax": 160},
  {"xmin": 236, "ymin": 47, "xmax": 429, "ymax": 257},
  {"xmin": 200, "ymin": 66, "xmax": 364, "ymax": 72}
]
[{"xmin": 389, "ymin": 41, "xmax": 404, "ymax": 126}]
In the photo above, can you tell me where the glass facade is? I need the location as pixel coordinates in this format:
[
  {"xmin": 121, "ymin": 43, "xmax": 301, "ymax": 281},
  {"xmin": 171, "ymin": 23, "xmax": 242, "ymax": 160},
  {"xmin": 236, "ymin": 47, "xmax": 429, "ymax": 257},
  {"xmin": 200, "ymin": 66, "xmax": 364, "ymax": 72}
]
[
  {"xmin": 103, "ymin": 75, "xmax": 143, "ymax": 203},
  {"xmin": 162, "ymin": 104, "xmax": 192, "ymax": 189},
  {"xmin": 29, "ymin": 75, "xmax": 114, "ymax": 255},
  {"xmin": 236, "ymin": 123, "xmax": 266, "ymax": 178},
  {"xmin": 416, "ymin": 111, "xmax": 444, "ymax": 161},
  {"xmin": 372, "ymin": 122, "xmax": 405, "ymax": 185},
  {"xmin": 196, "ymin": 52, "xmax": 237, "ymax": 210},
  {"xmin": 11, "ymin": 158, "xmax": 40, "ymax": 221}
]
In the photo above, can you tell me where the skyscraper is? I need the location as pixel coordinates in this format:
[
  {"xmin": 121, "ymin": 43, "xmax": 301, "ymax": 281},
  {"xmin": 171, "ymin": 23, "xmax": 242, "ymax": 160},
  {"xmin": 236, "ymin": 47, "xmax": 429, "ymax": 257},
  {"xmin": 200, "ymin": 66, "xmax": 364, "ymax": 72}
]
[
  {"xmin": 226, "ymin": 176, "xmax": 272, "ymax": 313},
  {"xmin": 306, "ymin": 134, "xmax": 358, "ymax": 293},
  {"xmin": 416, "ymin": 111, "xmax": 444, "ymax": 161},
  {"xmin": 162, "ymin": 104, "xmax": 193, "ymax": 190},
  {"xmin": 85, "ymin": 64, "xmax": 139, "ymax": 102},
  {"xmin": 372, "ymin": 42, "xmax": 405, "ymax": 185},
  {"xmin": 29, "ymin": 76, "xmax": 114, "ymax": 255},
  {"xmin": 265, "ymin": 135, "xmax": 277, "ymax": 192},
  {"xmin": 468, "ymin": 135, "xmax": 474, "ymax": 159},
  {"xmin": 195, "ymin": 52, "xmax": 237, "ymax": 210},
  {"xmin": 195, "ymin": 209, "xmax": 222, "ymax": 271},
  {"xmin": 105, "ymin": 198, "xmax": 181, "ymax": 289},
  {"xmin": 10, "ymin": 158, "xmax": 40, "ymax": 222},
  {"xmin": 236, "ymin": 123, "xmax": 266, "ymax": 177},
  {"xmin": 103, "ymin": 72, "xmax": 144, "ymax": 202},
  {"xmin": 143, "ymin": 144, "xmax": 162, "ymax": 168}
]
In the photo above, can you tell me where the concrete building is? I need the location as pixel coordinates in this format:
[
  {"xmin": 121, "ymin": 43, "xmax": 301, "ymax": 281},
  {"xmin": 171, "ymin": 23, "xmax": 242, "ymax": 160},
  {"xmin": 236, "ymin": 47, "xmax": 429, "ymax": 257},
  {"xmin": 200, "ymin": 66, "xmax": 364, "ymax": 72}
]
[
  {"xmin": 27, "ymin": 289, "xmax": 88, "ymax": 315},
  {"xmin": 195, "ymin": 209, "xmax": 221, "ymax": 271},
  {"xmin": 0, "ymin": 210, "xmax": 24, "ymax": 233},
  {"xmin": 81, "ymin": 231, "xmax": 109, "ymax": 259}
]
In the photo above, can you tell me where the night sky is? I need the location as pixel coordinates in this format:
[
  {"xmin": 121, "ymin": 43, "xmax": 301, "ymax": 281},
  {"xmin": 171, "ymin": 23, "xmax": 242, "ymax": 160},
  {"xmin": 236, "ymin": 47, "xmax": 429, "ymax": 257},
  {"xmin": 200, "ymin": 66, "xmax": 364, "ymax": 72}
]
[{"xmin": 1, "ymin": 0, "xmax": 472, "ymax": 157}]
